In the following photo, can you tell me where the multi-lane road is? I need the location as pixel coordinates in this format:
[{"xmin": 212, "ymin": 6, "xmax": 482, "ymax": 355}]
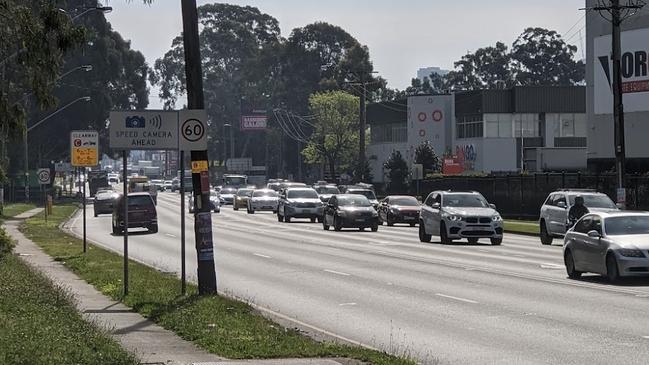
[{"xmin": 68, "ymin": 191, "xmax": 649, "ymax": 365}]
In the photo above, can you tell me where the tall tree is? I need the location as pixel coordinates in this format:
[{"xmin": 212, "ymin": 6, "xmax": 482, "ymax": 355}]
[
  {"xmin": 384, "ymin": 150, "xmax": 408, "ymax": 193},
  {"xmin": 445, "ymin": 41, "xmax": 513, "ymax": 90},
  {"xmin": 151, "ymin": 4, "xmax": 281, "ymax": 164},
  {"xmin": 301, "ymin": 91, "xmax": 359, "ymax": 180},
  {"xmin": 511, "ymin": 27, "xmax": 584, "ymax": 86},
  {"xmin": 12, "ymin": 1, "xmax": 149, "ymax": 170},
  {"xmin": 1, "ymin": 0, "xmax": 85, "ymax": 179},
  {"xmin": 414, "ymin": 141, "xmax": 441, "ymax": 175}
]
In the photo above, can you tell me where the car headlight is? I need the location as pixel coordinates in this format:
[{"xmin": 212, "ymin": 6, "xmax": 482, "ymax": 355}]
[
  {"xmin": 444, "ymin": 214, "xmax": 462, "ymax": 222},
  {"xmin": 618, "ymin": 249, "xmax": 645, "ymax": 258},
  {"xmin": 390, "ymin": 208, "xmax": 399, "ymax": 214},
  {"xmin": 492, "ymin": 215, "xmax": 502, "ymax": 222}
]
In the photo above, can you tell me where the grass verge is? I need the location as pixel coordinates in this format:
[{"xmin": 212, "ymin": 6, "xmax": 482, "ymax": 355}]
[
  {"xmin": 0, "ymin": 226, "xmax": 138, "ymax": 364},
  {"xmin": 2, "ymin": 203, "xmax": 37, "ymax": 218},
  {"xmin": 504, "ymin": 220, "xmax": 539, "ymax": 236},
  {"xmin": 20, "ymin": 205, "xmax": 417, "ymax": 365}
]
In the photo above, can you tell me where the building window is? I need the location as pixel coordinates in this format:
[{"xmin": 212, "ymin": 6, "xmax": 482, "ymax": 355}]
[
  {"xmin": 550, "ymin": 113, "xmax": 587, "ymax": 138},
  {"xmin": 513, "ymin": 113, "xmax": 540, "ymax": 137},
  {"xmin": 456, "ymin": 114, "xmax": 483, "ymax": 139},
  {"xmin": 370, "ymin": 123, "xmax": 407, "ymax": 143},
  {"xmin": 485, "ymin": 113, "xmax": 513, "ymax": 138}
]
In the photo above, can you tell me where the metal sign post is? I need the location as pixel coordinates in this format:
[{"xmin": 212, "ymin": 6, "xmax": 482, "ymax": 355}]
[
  {"xmin": 122, "ymin": 151, "xmax": 129, "ymax": 297},
  {"xmin": 179, "ymin": 151, "xmax": 186, "ymax": 296},
  {"xmin": 37, "ymin": 168, "xmax": 50, "ymax": 223}
]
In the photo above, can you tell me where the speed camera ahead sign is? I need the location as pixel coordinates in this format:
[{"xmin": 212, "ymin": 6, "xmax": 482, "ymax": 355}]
[{"xmin": 179, "ymin": 109, "xmax": 207, "ymax": 152}]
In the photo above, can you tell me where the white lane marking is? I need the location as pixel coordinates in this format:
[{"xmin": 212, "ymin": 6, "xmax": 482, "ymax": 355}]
[
  {"xmin": 540, "ymin": 263, "xmax": 564, "ymax": 269},
  {"xmin": 512, "ymin": 254, "xmax": 527, "ymax": 258},
  {"xmin": 253, "ymin": 253, "xmax": 272, "ymax": 259},
  {"xmin": 435, "ymin": 293, "xmax": 479, "ymax": 304},
  {"xmin": 636, "ymin": 294, "xmax": 649, "ymax": 298},
  {"xmin": 339, "ymin": 302, "xmax": 357, "ymax": 306},
  {"xmin": 643, "ymin": 336, "xmax": 649, "ymax": 339},
  {"xmin": 324, "ymin": 269, "xmax": 351, "ymax": 276},
  {"xmin": 165, "ymin": 233, "xmax": 177, "ymax": 238}
]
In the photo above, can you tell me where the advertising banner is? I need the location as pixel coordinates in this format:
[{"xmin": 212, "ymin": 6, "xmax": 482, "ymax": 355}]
[{"xmin": 406, "ymin": 95, "xmax": 452, "ymax": 164}]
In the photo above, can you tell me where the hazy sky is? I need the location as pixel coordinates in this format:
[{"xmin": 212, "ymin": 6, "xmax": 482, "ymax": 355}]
[{"xmin": 105, "ymin": 0, "xmax": 586, "ymax": 108}]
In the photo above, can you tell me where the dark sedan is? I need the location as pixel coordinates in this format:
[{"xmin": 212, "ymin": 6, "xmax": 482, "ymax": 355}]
[
  {"xmin": 322, "ymin": 194, "xmax": 379, "ymax": 232},
  {"xmin": 377, "ymin": 195, "xmax": 421, "ymax": 226},
  {"xmin": 94, "ymin": 189, "xmax": 119, "ymax": 217}
]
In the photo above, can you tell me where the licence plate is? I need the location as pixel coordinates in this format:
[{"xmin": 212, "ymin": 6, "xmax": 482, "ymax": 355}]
[{"xmin": 404, "ymin": 216, "xmax": 415, "ymax": 220}]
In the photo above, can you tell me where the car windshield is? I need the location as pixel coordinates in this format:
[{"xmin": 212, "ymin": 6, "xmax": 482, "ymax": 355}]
[
  {"xmin": 569, "ymin": 195, "xmax": 616, "ymax": 209},
  {"xmin": 605, "ymin": 216, "xmax": 649, "ymax": 235},
  {"xmin": 287, "ymin": 189, "xmax": 318, "ymax": 199},
  {"xmin": 443, "ymin": 194, "xmax": 489, "ymax": 208},
  {"xmin": 127, "ymin": 195, "xmax": 154, "ymax": 207},
  {"xmin": 96, "ymin": 192, "xmax": 114, "ymax": 199},
  {"xmin": 221, "ymin": 188, "xmax": 236, "ymax": 194},
  {"xmin": 315, "ymin": 186, "xmax": 339, "ymax": 194},
  {"xmin": 348, "ymin": 190, "xmax": 376, "ymax": 200},
  {"xmin": 390, "ymin": 197, "xmax": 419, "ymax": 206},
  {"xmin": 237, "ymin": 189, "xmax": 253, "ymax": 196},
  {"xmin": 338, "ymin": 195, "xmax": 371, "ymax": 207},
  {"xmin": 253, "ymin": 190, "xmax": 278, "ymax": 197}
]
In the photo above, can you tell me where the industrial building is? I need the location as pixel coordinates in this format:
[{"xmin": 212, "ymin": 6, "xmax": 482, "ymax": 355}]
[
  {"xmin": 367, "ymin": 86, "xmax": 587, "ymax": 183},
  {"xmin": 586, "ymin": 0, "xmax": 649, "ymax": 172}
]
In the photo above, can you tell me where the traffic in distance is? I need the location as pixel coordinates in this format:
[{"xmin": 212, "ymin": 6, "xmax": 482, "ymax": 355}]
[{"xmin": 88, "ymin": 173, "xmax": 648, "ymax": 283}]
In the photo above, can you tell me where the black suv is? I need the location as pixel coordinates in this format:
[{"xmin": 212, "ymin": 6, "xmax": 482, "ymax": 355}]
[{"xmin": 112, "ymin": 192, "xmax": 158, "ymax": 235}]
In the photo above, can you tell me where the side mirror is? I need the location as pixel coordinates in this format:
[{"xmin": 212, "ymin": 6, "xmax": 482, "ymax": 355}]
[
  {"xmin": 557, "ymin": 201, "xmax": 567, "ymax": 209},
  {"xmin": 489, "ymin": 203, "xmax": 496, "ymax": 210},
  {"xmin": 432, "ymin": 202, "xmax": 441, "ymax": 209},
  {"xmin": 587, "ymin": 230, "xmax": 601, "ymax": 238}
]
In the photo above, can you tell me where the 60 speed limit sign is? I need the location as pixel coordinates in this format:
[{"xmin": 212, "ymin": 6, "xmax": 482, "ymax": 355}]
[
  {"xmin": 179, "ymin": 109, "xmax": 207, "ymax": 152},
  {"xmin": 37, "ymin": 168, "xmax": 51, "ymax": 185}
]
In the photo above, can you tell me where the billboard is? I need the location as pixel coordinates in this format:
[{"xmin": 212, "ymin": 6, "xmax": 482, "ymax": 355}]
[
  {"xmin": 406, "ymin": 95, "xmax": 452, "ymax": 163},
  {"xmin": 594, "ymin": 28, "xmax": 649, "ymax": 114}
]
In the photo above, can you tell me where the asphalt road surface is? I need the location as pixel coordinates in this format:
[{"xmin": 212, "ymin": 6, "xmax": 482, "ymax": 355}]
[{"xmin": 69, "ymin": 191, "xmax": 649, "ymax": 365}]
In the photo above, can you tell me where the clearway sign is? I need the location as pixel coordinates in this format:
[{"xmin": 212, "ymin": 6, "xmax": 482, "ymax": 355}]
[{"xmin": 109, "ymin": 111, "xmax": 179, "ymax": 150}]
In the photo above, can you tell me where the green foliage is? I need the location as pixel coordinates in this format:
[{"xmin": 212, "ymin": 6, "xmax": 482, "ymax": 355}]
[
  {"xmin": 414, "ymin": 141, "xmax": 441, "ymax": 174},
  {"xmin": 13, "ymin": 2, "xmax": 149, "ymax": 169},
  {"xmin": 384, "ymin": 150, "xmax": 409, "ymax": 193},
  {"xmin": 302, "ymin": 91, "xmax": 359, "ymax": 180},
  {"xmin": 0, "ymin": 227, "xmax": 13, "ymax": 256},
  {"xmin": 20, "ymin": 205, "xmax": 416, "ymax": 365}
]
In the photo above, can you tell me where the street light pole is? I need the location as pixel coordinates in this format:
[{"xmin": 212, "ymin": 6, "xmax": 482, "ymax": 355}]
[{"xmin": 24, "ymin": 96, "xmax": 91, "ymax": 202}]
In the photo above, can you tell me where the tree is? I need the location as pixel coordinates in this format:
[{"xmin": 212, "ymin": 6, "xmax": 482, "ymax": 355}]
[
  {"xmin": 301, "ymin": 91, "xmax": 358, "ymax": 180},
  {"xmin": 414, "ymin": 141, "xmax": 441, "ymax": 175},
  {"xmin": 383, "ymin": 150, "xmax": 408, "ymax": 193},
  {"xmin": 1, "ymin": 0, "xmax": 85, "ymax": 179},
  {"xmin": 10, "ymin": 2, "xmax": 149, "ymax": 171},
  {"xmin": 151, "ymin": 4, "xmax": 282, "ymax": 165},
  {"xmin": 511, "ymin": 27, "xmax": 584, "ymax": 86},
  {"xmin": 444, "ymin": 41, "xmax": 513, "ymax": 90}
]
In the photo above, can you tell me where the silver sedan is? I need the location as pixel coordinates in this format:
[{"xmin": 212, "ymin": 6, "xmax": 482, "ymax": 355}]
[{"xmin": 563, "ymin": 211, "xmax": 649, "ymax": 282}]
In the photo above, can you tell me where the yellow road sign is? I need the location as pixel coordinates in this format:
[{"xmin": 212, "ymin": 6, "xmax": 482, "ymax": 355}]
[
  {"xmin": 70, "ymin": 131, "xmax": 99, "ymax": 167},
  {"xmin": 191, "ymin": 160, "xmax": 209, "ymax": 173}
]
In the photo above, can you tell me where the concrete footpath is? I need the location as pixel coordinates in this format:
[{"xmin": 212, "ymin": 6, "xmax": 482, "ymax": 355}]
[{"xmin": 6, "ymin": 208, "xmax": 349, "ymax": 365}]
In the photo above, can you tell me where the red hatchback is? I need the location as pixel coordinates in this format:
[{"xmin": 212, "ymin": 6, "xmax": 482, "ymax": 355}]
[{"xmin": 112, "ymin": 192, "xmax": 158, "ymax": 235}]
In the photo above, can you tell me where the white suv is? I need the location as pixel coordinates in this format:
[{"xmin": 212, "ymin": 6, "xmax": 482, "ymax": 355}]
[
  {"xmin": 538, "ymin": 189, "xmax": 618, "ymax": 245},
  {"xmin": 419, "ymin": 191, "xmax": 504, "ymax": 245}
]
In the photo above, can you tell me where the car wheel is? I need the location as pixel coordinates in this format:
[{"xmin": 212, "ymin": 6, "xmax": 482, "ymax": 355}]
[
  {"xmin": 310, "ymin": 217, "xmax": 316, "ymax": 223},
  {"xmin": 490, "ymin": 237, "xmax": 502, "ymax": 245},
  {"xmin": 359, "ymin": 227, "xmax": 364, "ymax": 231},
  {"xmin": 468, "ymin": 238, "xmax": 479, "ymax": 244},
  {"xmin": 540, "ymin": 221, "xmax": 553, "ymax": 245},
  {"xmin": 371, "ymin": 223, "xmax": 378, "ymax": 232},
  {"xmin": 323, "ymin": 217, "xmax": 330, "ymax": 231},
  {"xmin": 564, "ymin": 250, "xmax": 582, "ymax": 279},
  {"xmin": 419, "ymin": 221, "xmax": 431, "ymax": 243},
  {"xmin": 606, "ymin": 252, "xmax": 620, "ymax": 283},
  {"xmin": 149, "ymin": 224, "xmax": 158, "ymax": 234},
  {"xmin": 440, "ymin": 222, "xmax": 452, "ymax": 244},
  {"xmin": 334, "ymin": 216, "xmax": 343, "ymax": 231}
]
